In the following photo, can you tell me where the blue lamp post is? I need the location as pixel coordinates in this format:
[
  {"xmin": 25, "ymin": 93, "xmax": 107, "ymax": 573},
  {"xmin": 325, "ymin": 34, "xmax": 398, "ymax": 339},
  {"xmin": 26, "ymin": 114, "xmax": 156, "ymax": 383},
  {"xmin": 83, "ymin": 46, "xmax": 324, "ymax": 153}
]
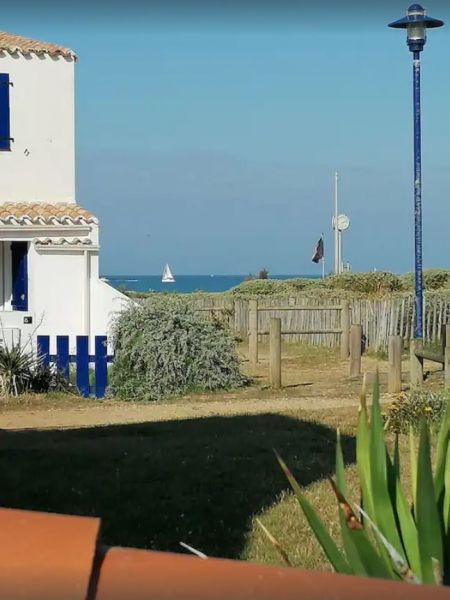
[{"xmin": 389, "ymin": 4, "xmax": 444, "ymax": 340}]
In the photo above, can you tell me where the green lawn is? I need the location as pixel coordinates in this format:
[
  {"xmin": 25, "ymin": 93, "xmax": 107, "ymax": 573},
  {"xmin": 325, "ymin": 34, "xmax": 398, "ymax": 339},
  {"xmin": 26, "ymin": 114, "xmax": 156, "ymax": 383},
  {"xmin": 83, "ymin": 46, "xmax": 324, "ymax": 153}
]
[{"xmin": 0, "ymin": 406, "xmax": 357, "ymax": 564}]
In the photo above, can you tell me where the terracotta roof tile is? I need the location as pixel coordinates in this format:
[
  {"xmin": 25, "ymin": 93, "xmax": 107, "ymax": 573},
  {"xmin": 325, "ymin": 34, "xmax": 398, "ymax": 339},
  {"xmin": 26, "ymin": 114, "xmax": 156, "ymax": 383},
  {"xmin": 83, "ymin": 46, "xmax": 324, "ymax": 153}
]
[
  {"xmin": 0, "ymin": 203, "xmax": 97, "ymax": 225},
  {"xmin": 0, "ymin": 31, "xmax": 76, "ymax": 59},
  {"xmin": 34, "ymin": 237, "xmax": 93, "ymax": 246}
]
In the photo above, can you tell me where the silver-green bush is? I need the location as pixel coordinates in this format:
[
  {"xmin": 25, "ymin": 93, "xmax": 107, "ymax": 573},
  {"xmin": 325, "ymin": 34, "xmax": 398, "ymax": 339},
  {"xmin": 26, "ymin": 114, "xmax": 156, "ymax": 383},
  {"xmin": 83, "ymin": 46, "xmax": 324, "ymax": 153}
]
[{"xmin": 110, "ymin": 296, "xmax": 248, "ymax": 401}]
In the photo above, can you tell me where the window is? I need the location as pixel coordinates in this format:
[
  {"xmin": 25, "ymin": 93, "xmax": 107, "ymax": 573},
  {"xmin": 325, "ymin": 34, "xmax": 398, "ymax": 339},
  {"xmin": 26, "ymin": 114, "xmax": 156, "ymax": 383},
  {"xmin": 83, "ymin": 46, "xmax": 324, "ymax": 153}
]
[{"xmin": 0, "ymin": 73, "xmax": 11, "ymax": 151}]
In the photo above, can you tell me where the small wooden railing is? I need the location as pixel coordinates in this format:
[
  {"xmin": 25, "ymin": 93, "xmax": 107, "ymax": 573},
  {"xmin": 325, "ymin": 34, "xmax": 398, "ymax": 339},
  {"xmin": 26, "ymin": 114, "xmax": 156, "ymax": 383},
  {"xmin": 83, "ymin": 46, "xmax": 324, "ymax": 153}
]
[{"xmin": 247, "ymin": 299, "xmax": 351, "ymax": 365}]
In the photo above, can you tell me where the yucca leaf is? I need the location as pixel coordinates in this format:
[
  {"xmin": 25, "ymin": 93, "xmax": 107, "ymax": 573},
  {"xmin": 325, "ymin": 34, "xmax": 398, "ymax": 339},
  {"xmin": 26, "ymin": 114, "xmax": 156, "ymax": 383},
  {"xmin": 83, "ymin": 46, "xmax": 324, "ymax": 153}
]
[
  {"xmin": 435, "ymin": 399, "xmax": 450, "ymax": 503},
  {"xmin": 356, "ymin": 379, "xmax": 375, "ymax": 521},
  {"xmin": 355, "ymin": 505, "xmax": 420, "ymax": 584},
  {"xmin": 409, "ymin": 427, "xmax": 417, "ymax": 508},
  {"xmin": 369, "ymin": 378, "xmax": 404, "ymax": 557},
  {"xmin": 275, "ymin": 451, "xmax": 352, "ymax": 575},
  {"xmin": 443, "ymin": 444, "xmax": 450, "ymax": 536},
  {"xmin": 416, "ymin": 422, "xmax": 444, "ymax": 584},
  {"xmin": 255, "ymin": 518, "xmax": 292, "ymax": 567},
  {"xmin": 330, "ymin": 471, "xmax": 393, "ymax": 579},
  {"xmin": 334, "ymin": 433, "xmax": 367, "ymax": 576},
  {"xmin": 386, "ymin": 436, "xmax": 422, "ymax": 580}
]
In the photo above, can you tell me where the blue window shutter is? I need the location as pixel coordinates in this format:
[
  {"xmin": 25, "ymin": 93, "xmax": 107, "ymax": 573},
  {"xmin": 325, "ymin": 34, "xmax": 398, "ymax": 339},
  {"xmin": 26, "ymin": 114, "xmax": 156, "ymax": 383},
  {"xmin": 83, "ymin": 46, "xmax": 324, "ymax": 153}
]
[
  {"xmin": 11, "ymin": 242, "xmax": 28, "ymax": 311},
  {"xmin": 0, "ymin": 74, "xmax": 10, "ymax": 151}
]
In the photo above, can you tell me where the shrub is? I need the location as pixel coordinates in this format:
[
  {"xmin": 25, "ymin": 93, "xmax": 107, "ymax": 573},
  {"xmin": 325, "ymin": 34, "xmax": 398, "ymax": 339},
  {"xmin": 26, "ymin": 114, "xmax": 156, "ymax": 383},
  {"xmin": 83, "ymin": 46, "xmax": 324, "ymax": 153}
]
[
  {"xmin": 324, "ymin": 272, "xmax": 403, "ymax": 294},
  {"xmin": 0, "ymin": 344, "xmax": 73, "ymax": 396},
  {"xmin": 400, "ymin": 269, "xmax": 450, "ymax": 291},
  {"xmin": 270, "ymin": 380, "xmax": 450, "ymax": 585},
  {"xmin": 30, "ymin": 364, "xmax": 74, "ymax": 394},
  {"xmin": 110, "ymin": 296, "xmax": 248, "ymax": 401},
  {"xmin": 230, "ymin": 279, "xmax": 292, "ymax": 296},
  {"xmin": 384, "ymin": 389, "xmax": 448, "ymax": 434},
  {"xmin": 288, "ymin": 278, "xmax": 324, "ymax": 292}
]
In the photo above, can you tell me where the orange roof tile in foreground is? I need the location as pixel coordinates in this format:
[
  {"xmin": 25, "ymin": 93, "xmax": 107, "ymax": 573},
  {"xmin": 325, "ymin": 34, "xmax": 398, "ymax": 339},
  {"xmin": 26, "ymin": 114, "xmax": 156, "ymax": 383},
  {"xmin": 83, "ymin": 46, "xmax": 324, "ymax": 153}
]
[
  {"xmin": 0, "ymin": 31, "xmax": 76, "ymax": 59},
  {"xmin": 0, "ymin": 508, "xmax": 99, "ymax": 600},
  {"xmin": 0, "ymin": 507, "xmax": 449, "ymax": 600},
  {"xmin": 0, "ymin": 202, "xmax": 97, "ymax": 225}
]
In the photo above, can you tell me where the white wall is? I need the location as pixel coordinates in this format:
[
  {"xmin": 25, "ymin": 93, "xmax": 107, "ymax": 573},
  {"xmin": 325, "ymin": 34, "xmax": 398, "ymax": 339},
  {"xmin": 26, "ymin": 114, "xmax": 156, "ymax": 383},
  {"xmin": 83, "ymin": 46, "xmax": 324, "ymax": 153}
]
[
  {"xmin": 0, "ymin": 53, "xmax": 75, "ymax": 203},
  {"xmin": 91, "ymin": 279, "xmax": 129, "ymax": 347},
  {"xmin": 29, "ymin": 245, "xmax": 84, "ymax": 352}
]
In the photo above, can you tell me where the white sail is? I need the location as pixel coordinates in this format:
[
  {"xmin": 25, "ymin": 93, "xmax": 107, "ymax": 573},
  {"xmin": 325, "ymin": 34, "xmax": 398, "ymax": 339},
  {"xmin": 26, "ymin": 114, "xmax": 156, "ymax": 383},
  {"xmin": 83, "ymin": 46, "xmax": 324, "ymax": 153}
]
[{"xmin": 162, "ymin": 263, "xmax": 175, "ymax": 283}]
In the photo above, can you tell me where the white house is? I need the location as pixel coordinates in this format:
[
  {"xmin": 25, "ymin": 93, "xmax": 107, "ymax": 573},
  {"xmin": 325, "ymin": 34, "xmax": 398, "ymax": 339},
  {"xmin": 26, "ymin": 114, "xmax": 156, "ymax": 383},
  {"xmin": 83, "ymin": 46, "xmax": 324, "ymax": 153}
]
[{"xmin": 0, "ymin": 31, "xmax": 128, "ymax": 351}]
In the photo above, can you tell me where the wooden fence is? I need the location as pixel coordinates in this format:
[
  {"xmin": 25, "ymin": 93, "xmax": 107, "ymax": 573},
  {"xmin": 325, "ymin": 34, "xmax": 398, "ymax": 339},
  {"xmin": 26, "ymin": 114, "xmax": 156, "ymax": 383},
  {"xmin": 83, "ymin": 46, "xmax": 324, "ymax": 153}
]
[
  {"xmin": 192, "ymin": 293, "xmax": 450, "ymax": 352},
  {"xmin": 37, "ymin": 335, "xmax": 113, "ymax": 399}
]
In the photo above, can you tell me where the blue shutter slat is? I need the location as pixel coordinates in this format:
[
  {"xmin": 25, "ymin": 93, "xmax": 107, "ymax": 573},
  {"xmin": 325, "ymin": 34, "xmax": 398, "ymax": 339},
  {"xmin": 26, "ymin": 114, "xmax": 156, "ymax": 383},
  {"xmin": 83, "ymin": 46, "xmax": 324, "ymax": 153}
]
[
  {"xmin": 11, "ymin": 242, "xmax": 28, "ymax": 311},
  {"xmin": 0, "ymin": 73, "xmax": 10, "ymax": 151}
]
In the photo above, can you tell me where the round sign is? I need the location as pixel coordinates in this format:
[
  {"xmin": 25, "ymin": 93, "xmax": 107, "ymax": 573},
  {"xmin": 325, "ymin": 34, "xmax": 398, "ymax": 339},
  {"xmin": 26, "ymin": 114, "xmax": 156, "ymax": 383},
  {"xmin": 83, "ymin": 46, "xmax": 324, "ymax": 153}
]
[{"xmin": 337, "ymin": 214, "xmax": 350, "ymax": 231}]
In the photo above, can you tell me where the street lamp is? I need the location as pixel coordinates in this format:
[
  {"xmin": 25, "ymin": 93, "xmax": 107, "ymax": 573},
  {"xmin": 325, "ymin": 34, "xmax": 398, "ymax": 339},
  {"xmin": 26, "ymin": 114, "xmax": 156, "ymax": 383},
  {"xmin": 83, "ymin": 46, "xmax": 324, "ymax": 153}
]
[{"xmin": 388, "ymin": 4, "xmax": 444, "ymax": 340}]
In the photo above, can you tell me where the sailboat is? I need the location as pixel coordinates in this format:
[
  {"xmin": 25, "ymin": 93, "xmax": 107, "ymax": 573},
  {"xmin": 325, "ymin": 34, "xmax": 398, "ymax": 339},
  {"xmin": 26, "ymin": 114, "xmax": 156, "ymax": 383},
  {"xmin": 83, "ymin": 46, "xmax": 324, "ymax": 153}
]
[{"xmin": 162, "ymin": 263, "xmax": 175, "ymax": 283}]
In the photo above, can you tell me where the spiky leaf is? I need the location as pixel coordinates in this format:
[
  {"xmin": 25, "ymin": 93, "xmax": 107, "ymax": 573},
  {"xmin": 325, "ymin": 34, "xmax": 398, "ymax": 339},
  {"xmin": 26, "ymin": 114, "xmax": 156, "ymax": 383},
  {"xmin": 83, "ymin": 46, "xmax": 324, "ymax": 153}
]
[
  {"xmin": 369, "ymin": 379, "xmax": 404, "ymax": 557},
  {"xmin": 276, "ymin": 451, "xmax": 352, "ymax": 575},
  {"xmin": 416, "ymin": 422, "xmax": 444, "ymax": 584},
  {"xmin": 435, "ymin": 399, "xmax": 450, "ymax": 503},
  {"xmin": 386, "ymin": 436, "xmax": 421, "ymax": 579}
]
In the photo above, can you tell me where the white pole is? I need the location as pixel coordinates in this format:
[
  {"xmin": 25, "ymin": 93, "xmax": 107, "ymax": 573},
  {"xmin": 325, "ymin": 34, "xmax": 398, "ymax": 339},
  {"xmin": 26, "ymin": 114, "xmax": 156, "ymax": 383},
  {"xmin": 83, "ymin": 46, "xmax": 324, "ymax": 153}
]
[
  {"xmin": 322, "ymin": 257, "xmax": 325, "ymax": 279},
  {"xmin": 83, "ymin": 249, "xmax": 91, "ymax": 337},
  {"xmin": 334, "ymin": 171, "xmax": 339, "ymax": 274},
  {"xmin": 338, "ymin": 230, "xmax": 343, "ymax": 274}
]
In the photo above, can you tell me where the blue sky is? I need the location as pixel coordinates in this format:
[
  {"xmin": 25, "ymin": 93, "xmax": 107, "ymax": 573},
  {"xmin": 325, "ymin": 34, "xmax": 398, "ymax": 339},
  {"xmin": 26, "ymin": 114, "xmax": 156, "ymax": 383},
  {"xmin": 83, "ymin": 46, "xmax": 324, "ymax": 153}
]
[{"xmin": 3, "ymin": 1, "xmax": 450, "ymax": 275}]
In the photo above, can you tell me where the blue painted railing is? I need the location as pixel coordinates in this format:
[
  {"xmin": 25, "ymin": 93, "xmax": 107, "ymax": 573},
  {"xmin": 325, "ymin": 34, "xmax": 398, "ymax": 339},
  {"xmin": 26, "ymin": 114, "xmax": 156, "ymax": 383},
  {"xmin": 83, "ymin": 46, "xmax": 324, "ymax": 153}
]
[{"xmin": 36, "ymin": 335, "xmax": 113, "ymax": 399}]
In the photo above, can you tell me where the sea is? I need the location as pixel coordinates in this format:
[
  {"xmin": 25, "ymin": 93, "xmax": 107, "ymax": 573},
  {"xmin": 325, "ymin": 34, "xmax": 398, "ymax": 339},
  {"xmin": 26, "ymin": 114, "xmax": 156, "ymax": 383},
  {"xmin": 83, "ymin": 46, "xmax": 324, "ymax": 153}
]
[{"xmin": 103, "ymin": 274, "xmax": 319, "ymax": 294}]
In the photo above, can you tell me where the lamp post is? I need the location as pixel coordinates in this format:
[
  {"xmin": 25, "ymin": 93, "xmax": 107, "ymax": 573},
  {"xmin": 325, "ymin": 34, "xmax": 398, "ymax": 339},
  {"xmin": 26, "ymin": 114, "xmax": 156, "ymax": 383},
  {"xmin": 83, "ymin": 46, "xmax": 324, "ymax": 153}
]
[{"xmin": 388, "ymin": 4, "xmax": 444, "ymax": 340}]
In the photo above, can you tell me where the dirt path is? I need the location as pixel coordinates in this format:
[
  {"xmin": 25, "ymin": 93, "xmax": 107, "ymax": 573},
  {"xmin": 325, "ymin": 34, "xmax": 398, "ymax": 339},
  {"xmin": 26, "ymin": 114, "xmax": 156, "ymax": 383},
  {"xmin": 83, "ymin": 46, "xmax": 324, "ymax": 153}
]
[
  {"xmin": 0, "ymin": 394, "xmax": 380, "ymax": 430},
  {"xmin": 0, "ymin": 346, "xmax": 406, "ymax": 431}
]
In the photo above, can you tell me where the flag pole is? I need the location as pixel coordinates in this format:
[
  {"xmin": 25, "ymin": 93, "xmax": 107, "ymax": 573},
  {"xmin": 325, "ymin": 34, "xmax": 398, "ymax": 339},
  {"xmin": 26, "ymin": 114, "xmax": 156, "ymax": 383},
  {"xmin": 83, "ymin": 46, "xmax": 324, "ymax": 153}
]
[{"xmin": 334, "ymin": 171, "xmax": 339, "ymax": 274}]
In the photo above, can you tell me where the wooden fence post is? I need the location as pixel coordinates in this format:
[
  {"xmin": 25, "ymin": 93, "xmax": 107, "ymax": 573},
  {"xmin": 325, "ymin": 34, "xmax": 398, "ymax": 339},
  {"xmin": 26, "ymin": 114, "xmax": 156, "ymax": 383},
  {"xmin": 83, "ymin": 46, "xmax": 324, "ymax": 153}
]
[
  {"xmin": 410, "ymin": 338, "xmax": 423, "ymax": 387},
  {"xmin": 445, "ymin": 325, "xmax": 450, "ymax": 390},
  {"xmin": 388, "ymin": 335, "xmax": 402, "ymax": 394},
  {"xmin": 441, "ymin": 323, "xmax": 447, "ymax": 359},
  {"xmin": 249, "ymin": 299, "xmax": 258, "ymax": 366},
  {"xmin": 269, "ymin": 318, "xmax": 281, "ymax": 389},
  {"xmin": 349, "ymin": 324, "xmax": 362, "ymax": 378},
  {"xmin": 340, "ymin": 300, "xmax": 350, "ymax": 359}
]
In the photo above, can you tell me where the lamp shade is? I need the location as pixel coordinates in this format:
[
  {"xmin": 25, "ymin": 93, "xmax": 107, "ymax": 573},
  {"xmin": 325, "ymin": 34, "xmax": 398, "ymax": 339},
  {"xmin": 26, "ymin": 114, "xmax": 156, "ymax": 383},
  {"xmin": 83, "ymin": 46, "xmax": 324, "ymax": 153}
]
[{"xmin": 388, "ymin": 4, "xmax": 443, "ymax": 29}]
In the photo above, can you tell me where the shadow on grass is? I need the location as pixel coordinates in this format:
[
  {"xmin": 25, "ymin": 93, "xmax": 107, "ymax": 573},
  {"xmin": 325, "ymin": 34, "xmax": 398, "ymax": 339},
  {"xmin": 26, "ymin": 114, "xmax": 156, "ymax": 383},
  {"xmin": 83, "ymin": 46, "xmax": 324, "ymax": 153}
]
[{"xmin": 0, "ymin": 413, "xmax": 355, "ymax": 559}]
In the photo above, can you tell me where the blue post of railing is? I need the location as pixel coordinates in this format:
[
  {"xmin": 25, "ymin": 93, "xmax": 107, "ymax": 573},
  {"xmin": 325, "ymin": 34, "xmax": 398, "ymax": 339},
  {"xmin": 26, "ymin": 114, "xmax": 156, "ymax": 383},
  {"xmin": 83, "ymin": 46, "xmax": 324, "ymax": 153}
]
[
  {"xmin": 56, "ymin": 335, "xmax": 70, "ymax": 379},
  {"xmin": 95, "ymin": 335, "xmax": 107, "ymax": 398},
  {"xmin": 36, "ymin": 335, "xmax": 50, "ymax": 368},
  {"xmin": 76, "ymin": 336, "xmax": 89, "ymax": 398}
]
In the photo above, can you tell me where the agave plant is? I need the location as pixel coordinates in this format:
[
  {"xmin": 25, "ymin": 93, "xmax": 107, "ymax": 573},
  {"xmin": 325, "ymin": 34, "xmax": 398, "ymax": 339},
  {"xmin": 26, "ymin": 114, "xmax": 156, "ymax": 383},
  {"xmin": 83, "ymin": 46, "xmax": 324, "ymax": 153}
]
[
  {"xmin": 275, "ymin": 378, "xmax": 450, "ymax": 585},
  {"xmin": 0, "ymin": 343, "xmax": 38, "ymax": 395}
]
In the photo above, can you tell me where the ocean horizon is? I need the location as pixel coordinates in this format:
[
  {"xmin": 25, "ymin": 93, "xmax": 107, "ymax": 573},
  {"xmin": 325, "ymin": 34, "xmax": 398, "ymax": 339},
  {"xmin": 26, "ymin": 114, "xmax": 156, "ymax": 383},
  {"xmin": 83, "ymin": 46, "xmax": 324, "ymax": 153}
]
[{"xmin": 103, "ymin": 274, "xmax": 320, "ymax": 294}]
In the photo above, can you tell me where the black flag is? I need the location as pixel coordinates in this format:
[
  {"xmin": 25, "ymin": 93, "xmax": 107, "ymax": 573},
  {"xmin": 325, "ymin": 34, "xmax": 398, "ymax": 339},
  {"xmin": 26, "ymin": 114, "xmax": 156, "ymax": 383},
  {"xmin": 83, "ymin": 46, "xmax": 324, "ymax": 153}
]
[{"xmin": 312, "ymin": 236, "xmax": 324, "ymax": 264}]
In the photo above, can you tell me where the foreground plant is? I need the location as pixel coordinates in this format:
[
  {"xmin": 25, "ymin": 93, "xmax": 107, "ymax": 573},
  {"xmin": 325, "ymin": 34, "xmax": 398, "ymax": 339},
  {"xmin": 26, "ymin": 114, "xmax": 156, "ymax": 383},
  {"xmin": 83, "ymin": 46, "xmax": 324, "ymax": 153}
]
[{"xmin": 275, "ymin": 378, "xmax": 450, "ymax": 585}]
